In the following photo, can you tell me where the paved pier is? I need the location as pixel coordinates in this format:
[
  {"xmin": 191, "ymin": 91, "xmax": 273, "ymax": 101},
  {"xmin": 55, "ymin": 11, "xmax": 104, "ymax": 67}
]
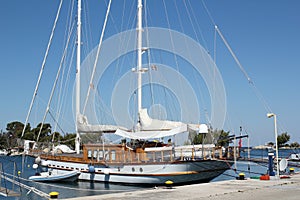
[{"xmin": 65, "ymin": 174, "xmax": 300, "ymax": 200}]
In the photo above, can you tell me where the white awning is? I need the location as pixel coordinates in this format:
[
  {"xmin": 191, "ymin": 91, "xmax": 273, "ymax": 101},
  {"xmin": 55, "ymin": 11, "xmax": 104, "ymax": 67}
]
[{"xmin": 115, "ymin": 124, "xmax": 188, "ymax": 140}]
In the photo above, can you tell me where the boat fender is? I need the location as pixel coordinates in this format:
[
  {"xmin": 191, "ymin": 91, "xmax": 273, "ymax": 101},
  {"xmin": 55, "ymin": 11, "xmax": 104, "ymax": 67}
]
[
  {"xmin": 289, "ymin": 168, "xmax": 295, "ymax": 174},
  {"xmin": 88, "ymin": 166, "xmax": 95, "ymax": 173},
  {"xmin": 104, "ymin": 168, "xmax": 110, "ymax": 175},
  {"xmin": 33, "ymin": 164, "xmax": 39, "ymax": 169},
  {"xmin": 35, "ymin": 156, "xmax": 41, "ymax": 164}
]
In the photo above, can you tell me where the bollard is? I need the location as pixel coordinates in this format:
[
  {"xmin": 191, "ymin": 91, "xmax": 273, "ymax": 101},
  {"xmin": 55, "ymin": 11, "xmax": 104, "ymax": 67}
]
[
  {"xmin": 238, "ymin": 173, "xmax": 245, "ymax": 180},
  {"xmin": 49, "ymin": 191, "xmax": 59, "ymax": 199},
  {"xmin": 165, "ymin": 180, "xmax": 174, "ymax": 189}
]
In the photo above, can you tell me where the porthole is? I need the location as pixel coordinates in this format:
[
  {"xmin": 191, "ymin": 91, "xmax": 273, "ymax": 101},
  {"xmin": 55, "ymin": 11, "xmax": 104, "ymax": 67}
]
[
  {"xmin": 139, "ymin": 168, "xmax": 143, "ymax": 172},
  {"xmin": 132, "ymin": 167, "xmax": 135, "ymax": 172}
]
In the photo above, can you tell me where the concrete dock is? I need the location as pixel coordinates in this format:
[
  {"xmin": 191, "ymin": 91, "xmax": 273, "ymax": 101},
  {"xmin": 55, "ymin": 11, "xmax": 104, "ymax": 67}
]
[{"xmin": 65, "ymin": 174, "xmax": 300, "ymax": 200}]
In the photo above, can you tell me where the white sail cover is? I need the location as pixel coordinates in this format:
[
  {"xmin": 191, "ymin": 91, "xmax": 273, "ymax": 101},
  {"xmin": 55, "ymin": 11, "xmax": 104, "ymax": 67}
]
[
  {"xmin": 139, "ymin": 108, "xmax": 206, "ymax": 133},
  {"xmin": 115, "ymin": 124, "xmax": 187, "ymax": 140},
  {"xmin": 77, "ymin": 114, "xmax": 126, "ymax": 133},
  {"xmin": 139, "ymin": 108, "xmax": 185, "ymax": 130}
]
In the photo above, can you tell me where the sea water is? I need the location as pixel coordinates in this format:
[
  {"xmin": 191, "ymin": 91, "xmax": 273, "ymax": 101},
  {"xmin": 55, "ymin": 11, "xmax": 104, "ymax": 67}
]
[{"xmin": 1, "ymin": 148, "xmax": 300, "ymax": 199}]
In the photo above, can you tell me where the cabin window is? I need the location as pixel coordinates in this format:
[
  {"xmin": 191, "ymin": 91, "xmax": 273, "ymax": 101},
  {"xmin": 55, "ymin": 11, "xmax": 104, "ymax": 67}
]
[
  {"xmin": 105, "ymin": 151, "xmax": 110, "ymax": 161},
  {"xmin": 111, "ymin": 150, "xmax": 116, "ymax": 161},
  {"xmin": 93, "ymin": 150, "xmax": 98, "ymax": 159},
  {"xmin": 88, "ymin": 150, "xmax": 92, "ymax": 158},
  {"xmin": 98, "ymin": 150, "xmax": 104, "ymax": 160}
]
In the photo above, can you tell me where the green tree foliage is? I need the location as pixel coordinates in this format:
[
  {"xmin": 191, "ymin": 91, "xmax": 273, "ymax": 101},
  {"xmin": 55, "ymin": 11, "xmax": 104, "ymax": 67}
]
[
  {"xmin": 6, "ymin": 121, "xmax": 24, "ymax": 135},
  {"xmin": 6, "ymin": 121, "xmax": 25, "ymax": 147},
  {"xmin": 290, "ymin": 142, "xmax": 300, "ymax": 148},
  {"xmin": 191, "ymin": 129, "xmax": 230, "ymax": 147},
  {"xmin": 0, "ymin": 131, "xmax": 8, "ymax": 149},
  {"xmin": 267, "ymin": 141, "xmax": 274, "ymax": 147},
  {"xmin": 277, "ymin": 132, "xmax": 290, "ymax": 147},
  {"xmin": 215, "ymin": 130, "xmax": 230, "ymax": 147},
  {"xmin": 60, "ymin": 133, "xmax": 76, "ymax": 147},
  {"xmin": 192, "ymin": 133, "xmax": 205, "ymax": 144},
  {"xmin": 0, "ymin": 121, "xmax": 77, "ymax": 150}
]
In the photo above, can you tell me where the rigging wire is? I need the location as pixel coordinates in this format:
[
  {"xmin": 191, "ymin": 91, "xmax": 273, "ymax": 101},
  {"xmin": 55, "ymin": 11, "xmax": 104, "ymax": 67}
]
[
  {"xmin": 51, "ymin": 1, "xmax": 75, "ymax": 134},
  {"xmin": 144, "ymin": 0, "xmax": 155, "ymax": 107},
  {"xmin": 53, "ymin": 21, "xmax": 76, "ymax": 134},
  {"xmin": 36, "ymin": 16, "xmax": 75, "ymax": 143},
  {"xmin": 21, "ymin": 0, "xmax": 64, "ymax": 138},
  {"xmin": 183, "ymin": 1, "xmax": 212, "ymax": 125},
  {"xmin": 162, "ymin": 0, "xmax": 187, "ymax": 121},
  {"xmin": 201, "ymin": 1, "xmax": 274, "ymax": 115},
  {"xmin": 185, "ymin": 1, "xmax": 210, "ymax": 53},
  {"xmin": 83, "ymin": 0, "xmax": 112, "ymax": 114}
]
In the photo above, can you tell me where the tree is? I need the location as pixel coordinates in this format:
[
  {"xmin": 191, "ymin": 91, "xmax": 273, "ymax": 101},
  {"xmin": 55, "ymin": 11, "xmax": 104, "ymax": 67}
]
[
  {"xmin": 290, "ymin": 142, "xmax": 300, "ymax": 148},
  {"xmin": 61, "ymin": 133, "xmax": 76, "ymax": 148},
  {"xmin": 267, "ymin": 142, "xmax": 274, "ymax": 147},
  {"xmin": 32, "ymin": 123, "xmax": 52, "ymax": 142},
  {"xmin": 277, "ymin": 132, "xmax": 290, "ymax": 147},
  {"xmin": 192, "ymin": 133, "xmax": 205, "ymax": 144},
  {"xmin": 216, "ymin": 130, "xmax": 230, "ymax": 147},
  {"xmin": 0, "ymin": 130, "xmax": 8, "ymax": 149},
  {"xmin": 6, "ymin": 121, "xmax": 24, "ymax": 147}
]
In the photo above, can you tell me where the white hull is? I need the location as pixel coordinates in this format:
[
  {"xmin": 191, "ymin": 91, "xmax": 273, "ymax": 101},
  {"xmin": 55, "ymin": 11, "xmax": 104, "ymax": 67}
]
[{"xmin": 41, "ymin": 159, "xmax": 230, "ymax": 185}]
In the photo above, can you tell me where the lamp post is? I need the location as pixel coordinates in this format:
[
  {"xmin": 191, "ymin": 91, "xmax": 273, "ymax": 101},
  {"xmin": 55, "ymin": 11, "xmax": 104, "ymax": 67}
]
[{"xmin": 267, "ymin": 113, "xmax": 279, "ymax": 178}]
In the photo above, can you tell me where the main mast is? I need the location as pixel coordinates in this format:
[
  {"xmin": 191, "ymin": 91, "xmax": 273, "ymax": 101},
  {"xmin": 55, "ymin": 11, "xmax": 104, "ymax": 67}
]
[
  {"xmin": 75, "ymin": 0, "xmax": 82, "ymax": 154},
  {"xmin": 137, "ymin": 0, "xmax": 143, "ymax": 114},
  {"xmin": 136, "ymin": 0, "xmax": 148, "ymax": 129}
]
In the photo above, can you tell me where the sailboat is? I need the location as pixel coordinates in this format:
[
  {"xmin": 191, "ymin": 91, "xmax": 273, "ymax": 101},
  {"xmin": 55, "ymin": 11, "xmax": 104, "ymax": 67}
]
[{"xmin": 24, "ymin": 0, "xmax": 232, "ymax": 185}]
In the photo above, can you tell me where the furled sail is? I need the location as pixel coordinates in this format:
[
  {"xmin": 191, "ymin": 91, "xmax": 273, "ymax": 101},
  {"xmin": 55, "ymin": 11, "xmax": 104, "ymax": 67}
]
[
  {"xmin": 113, "ymin": 109, "xmax": 209, "ymax": 140},
  {"xmin": 139, "ymin": 108, "xmax": 185, "ymax": 130},
  {"xmin": 139, "ymin": 108, "xmax": 207, "ymax": 133}
]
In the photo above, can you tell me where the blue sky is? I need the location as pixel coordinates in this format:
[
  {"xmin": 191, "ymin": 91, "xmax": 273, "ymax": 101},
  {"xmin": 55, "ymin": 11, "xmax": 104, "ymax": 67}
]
[{"xmin": 0, "ymin": 0, "xmax": 299, "ymax": 146}]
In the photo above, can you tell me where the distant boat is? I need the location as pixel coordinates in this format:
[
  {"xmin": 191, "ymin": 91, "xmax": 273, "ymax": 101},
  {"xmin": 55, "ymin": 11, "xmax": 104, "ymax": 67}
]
[
  {"xmin": 289, "ymin": 153, "xmax": 300, "ymax": 161},
  {"xmin": 29, "ymin": 170, "xmax": 80, "ymax": 182},
  {"xmin": 0, "ymin": 149, "xmax": 7, "ymax": 156}
]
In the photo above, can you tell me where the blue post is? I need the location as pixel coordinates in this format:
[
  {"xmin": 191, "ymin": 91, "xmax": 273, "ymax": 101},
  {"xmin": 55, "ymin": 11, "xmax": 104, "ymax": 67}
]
[{"xmin": 268, "ymin": 151, "xmax": 275, "ymax": 176}]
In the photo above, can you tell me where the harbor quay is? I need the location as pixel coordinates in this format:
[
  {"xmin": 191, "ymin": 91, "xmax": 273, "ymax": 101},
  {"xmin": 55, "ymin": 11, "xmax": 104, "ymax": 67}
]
[{"xmin": 64, "ymin": 173, "xmax": 300, "ymax": 200}]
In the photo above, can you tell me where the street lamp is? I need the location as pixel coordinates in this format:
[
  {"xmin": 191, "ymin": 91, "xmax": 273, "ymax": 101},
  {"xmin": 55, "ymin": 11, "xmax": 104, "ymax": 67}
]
[{"xmin": 267, "ymin": 113, "xmax": 279, "ymax": 178}]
